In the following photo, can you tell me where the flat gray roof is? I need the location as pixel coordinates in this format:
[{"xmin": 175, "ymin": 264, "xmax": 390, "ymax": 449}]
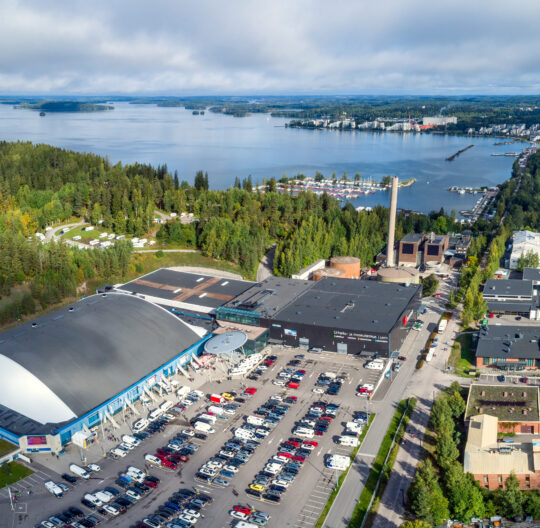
[
  {"xmin": 476, "ymin": 324, "xmax": 540, "ymax": 360},
  {"xmin": 0, "ymin": 293, "xmax": 202, "ymax": 434},
  {"xmin": 222, "ymin": 276, "xmax": 315, "ymax": 318},
  {"xmin": 483, "ymin": 279, "xmax": 533, "ymax": 299},
  {"xmin": 400, "ymin": 233, "xmax": 424, "ymax": 244},
  {"xmin": 486, "ymin": 300, "xmax": 532, "ymax": 313},
  {"xmin": 523, "ymin": 268, "xmax": 540, "ymax": 282},
  {"xmin": 274, "ymin": 278, "xmax": 421, "ymax": 333}
]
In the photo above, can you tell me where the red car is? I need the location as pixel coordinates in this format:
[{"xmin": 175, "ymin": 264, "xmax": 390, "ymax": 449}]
[
  {"xmin": 244, "ymin": 387, "xmax": 257, "ymax": 395},
  {"xmin": 293, "ymin": 454, "xmax": 306, "ymax": 463},
  {"xmin": 320, "ymin": 416, "xmax": 333, "ymax": 422},
  {"xmin": 143, "ymin": 479, "xmax": 158, "ymax": 488},
  {"xmin": 296, "ymin": 369, "xmax": 306, "ymax": 375},
  {"xmin": 286, "ymin": 395, "xmax": 297, "ymax": 402},
  {"xmin": 303, "ymin": 440, "xmax": 318, "ymax": 447},
  {"xmin": 234, "ymin": 505, "xmax": 252, "ymax": 515},
  {"xmin": 156, "ymin": 448, "xmax": 173, "ymax": 457},
  {"xmin": 264, "ymin": 360, "xmax": 274, "ymax": 366},
  {"xmin": 168, "ymin": 453, "xmax": 189, "ymax": 462},
  {"xmin": 277, "ymin": 452, "xmax": 293, "ymax": 459},
  {"xmin": 287, "ymin": 381, "xmax": 299, "ymax": 389},
  {"xmin": 161, "ymin": 459, "xmax": 178, "ymax": 470},
  {"xmin": 314, "ymin": 430, "xmax": 324, "ymax": 436},
  {"xmin": 287, "ymin": 439, "xmax": 301, "ymax": 447},
  {"xmin": 434, "ymin": 293, "xmax": 442, "ymax": 297}
]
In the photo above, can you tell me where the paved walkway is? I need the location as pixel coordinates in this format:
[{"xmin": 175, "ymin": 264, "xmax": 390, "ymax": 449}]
[
  {"xmin": 372, "ymin": 302, "xmax": 467, "ymax": 528},
  {"xmin": 256, "ymin": 244, "xmax": 276, "ymax": 282}
]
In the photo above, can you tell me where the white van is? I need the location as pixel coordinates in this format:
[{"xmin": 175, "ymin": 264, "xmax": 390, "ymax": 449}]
[
  {"xmin": 233, "ymin": 522, "xmax": 259, "ymax": 528},
  {"xmin": 326, "ymin": 454, "xmax": 350, "ymax": 471},
  {"xmin": 148, "ymin": 408, "xmax": 163, "ymax": 421},
  {"xmin": 122, "ymin": 434, "xmax": 141, "ymax": 447},
  {"xmin": 84, "ymin": 493, "xmax": 103, "ymax": 506},
  {"xmin": 69, "ymin": 464, "xmax": 90, "ymax": 479},
  {"xmin": 246, "ymin": 415, "xmax": 265, "ymax": 426},
  {"xmin": 110, "ymin": 447, "xmax": 128, "ymax": 458},
  {"xmin": 133, "ymin": 419, "xmax": 148, "ymax": 432},
  {"xmin": 197, "ymin": 413, "xmax": 217, "ymax": 425},
  {"xmin": 322, "ymin": 372, "xmax": 337, "ymax": 379},
  {"xmin": 194, "ymin": 421, "xmax": 215, "ymax": 434},
  {"xmin": 207, "ymin": 405, "xmax": 224, "ymax": 415},
  {"xmin": 140, "ymin": 395, "xmax": 152, "ymax": 407},
  {"xmin": 293, "ymin": 427, "xmax": 314, "ymax": 438},
  {"xmin": 337, "ymin": 436, "xmax": 360, "ymax": 447},
  {"xmin": 160, "ymin": 400, "xmax": 174, "ymax": 412}
]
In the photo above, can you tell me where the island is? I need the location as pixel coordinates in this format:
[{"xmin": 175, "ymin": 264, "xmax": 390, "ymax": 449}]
[{"xmin": 17, "ymin": 101, "xmax": 114, "ymax": 113}]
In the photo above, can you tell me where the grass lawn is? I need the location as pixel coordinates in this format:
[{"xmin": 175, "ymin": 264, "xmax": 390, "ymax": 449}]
[
  {"xmin": 449, "ymin": 330, "xmax": 476, "ymax": 377},
  {"xmin": 314, "ymin": 414, "xmax": 375, "ymax": 528},
  {"xmin": 0, "ymin": 462, "xmax": 33, "ymax": 488},
  {"xmin": 348, "ymin": 398, "xmax": 416, "ymax": 528},
  {"xmin": 0, "ymin": 440, "xmax": 17, "ymax": 458}
]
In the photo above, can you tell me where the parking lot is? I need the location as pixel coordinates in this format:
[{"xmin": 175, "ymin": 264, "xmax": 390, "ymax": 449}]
[{"xmin": 0, "ymin": 347, "xmax": 390, "ymax": 528}]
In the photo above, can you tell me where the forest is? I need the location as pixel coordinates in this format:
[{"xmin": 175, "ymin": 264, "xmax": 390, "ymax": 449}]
[{"xmin": 0, "ymin": 141, "xmax": 464, "ymax": 326}]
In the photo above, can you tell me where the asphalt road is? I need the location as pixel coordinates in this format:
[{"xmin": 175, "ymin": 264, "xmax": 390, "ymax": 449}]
[{"xmin": 256, "ymin": 245, "xmax": 276, "ymax": 282}]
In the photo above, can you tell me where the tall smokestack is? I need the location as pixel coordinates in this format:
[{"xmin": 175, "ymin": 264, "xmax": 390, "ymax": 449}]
[{"xmin": 387, "ymin": 176, "xmax": 399, "ymax": 267}]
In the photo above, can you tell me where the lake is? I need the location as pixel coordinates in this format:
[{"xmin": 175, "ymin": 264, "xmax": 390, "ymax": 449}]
[{"xmin": 0, "ymin": 102, "xmax": 520, "ymax": 215}]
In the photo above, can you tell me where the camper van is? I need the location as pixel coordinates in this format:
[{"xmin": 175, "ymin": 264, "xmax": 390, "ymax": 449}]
[
  {"xmin": 326, "ymin": 454, "xmax": 350, "ymax": 471},
  {"xmin": 195, "ymin": 413, "xmax": 217, "ymax": 425},
  {"xmin": 176, "ymin": 385, "xmax": 191, "ymax": 398},
  {"xmin": 337, "ymin": 436, "xmax": 360, "ymax": 447},
  {"xmin": 45, "ymin": 481, "xmax": 63, "ymax": 498},
  {"xmin": 234, "ymin": 428, "xmax": 255, "ymax": 440},
  {"xmin": 293, "ymin": 427, "xmax": 314, "ymax": 438},
  {"xmin": 207, "ymin": 405, "xmax": 224, "ymax": 415},
  {"xmin": 194, "ymin": 421, "xmax": 215, "ymax": 434},
  {"xmin": 69, "ymin": 464, "xmax": 90, "ymax": 479},
  {"xmin": 246, "ymin": 415, "xmax": 265, "ymax": 426}
]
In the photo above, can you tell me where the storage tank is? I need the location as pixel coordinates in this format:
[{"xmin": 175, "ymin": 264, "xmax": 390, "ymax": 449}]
[
  {"xmin": 329, "ymin": 256, "xmax": 361, "ymax": 279},
  {"xmin": 313, "ymin": 268, "xmax": 346, "ymax": 281},
  {"xmin": 376, "ymin": 267, "xmax": 420, "ymax": 285}
]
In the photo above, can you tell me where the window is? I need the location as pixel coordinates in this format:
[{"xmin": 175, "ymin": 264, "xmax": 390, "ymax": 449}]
[
  {"xmin": 498, "ymin": 476, "xmax": 502, "ymax": 483},
  {"xmin": 401, "ymin": 243, "xmax": 414, "ymax": 255},
  {"xmin": 527, "ymin": 358, "xmax": 534, "ymax": 367},
  {"xmin": 484, "ymin": 476, "xmax": 488, "ymax": 483},
  {"xmin": 483, "ymin": 357, "xmax": 490, "ymax": 366},
  {"xmin": 88, "ymin": 414, "xmax": 99, "ymax": 425},
  {"xmin": 426, "ymin": 244, "xmax": 439, "ymax": 256}
]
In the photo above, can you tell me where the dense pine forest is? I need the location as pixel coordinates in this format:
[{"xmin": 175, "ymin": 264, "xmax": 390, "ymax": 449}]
[{"xmin": 0, "ymin": 140, "xmax": 464, "ymax": 326}]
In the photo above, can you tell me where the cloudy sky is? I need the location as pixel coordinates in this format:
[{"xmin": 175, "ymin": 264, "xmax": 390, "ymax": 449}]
[{"xmin": 1, "ymin": 0, "xmax": 539, "ymax": 95}]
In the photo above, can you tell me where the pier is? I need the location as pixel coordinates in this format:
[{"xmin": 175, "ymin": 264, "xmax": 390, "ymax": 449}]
[{"xmin": 445, "ymin": 144, "xmax": 474, "ymax": 161}]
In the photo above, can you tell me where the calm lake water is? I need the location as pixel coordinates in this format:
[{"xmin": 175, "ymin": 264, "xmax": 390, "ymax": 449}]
[{"xmin": 0, "ymin": 102, "xmax": 521, "ymax": 214}]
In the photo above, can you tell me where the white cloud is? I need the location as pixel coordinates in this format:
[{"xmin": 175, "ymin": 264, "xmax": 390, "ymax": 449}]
[{"xmin": 0, "ymin": 0, "xmax": 538, "ymax": 94}]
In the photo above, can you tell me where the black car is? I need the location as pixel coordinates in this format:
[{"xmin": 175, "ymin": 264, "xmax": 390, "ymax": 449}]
[
  {"xmin": 114, "ymin": 478, "xmax": 129, "ymax": 489},
  {"xmin": 61, "ymin": 473, "xmax": 77, "ymax": 484},
  {"xmin": 262, "ymin": 493, "xmax": 281, "ymax": 503},
  {"xmin": 56, "ymin": 514, "xmax": 71, "ymax": 523},
  {"xmin": 133, "ymin": 482, "xmax": 150, "ymax": 493},
  {"xmin": 114, "ymin": 497, "xmax": 131, "ymax": 509},
  {"xmin": 177, "ymin": 488, "xmax": 196, "ymax": 497},
  {"xmin": 62, "ymin": 511, "xmax": 75, "ymax": 520},
  {"xmin": 68, "ymin": 507, "xmax": 84, "ymax": 518},
  {"xmin": 86, "ymin": 515, "xmax": 101, "ymax": 525},
  {"xmin": 81, "ymin": 498, "xmax": 96, "ymax": 509},
  {"xmin": 104, "ymin": 486, "xmax": 120, "ymax": 496},
  {"xmin": 145, "ymin": 475, "xmax": 160, "ymax": 484},
  {"xmin": 79, "ymin": 519, "xmax": 95, "ymax": 527},
  {"xmin": 235, "ymin": 397, "xmax": 246, "ymax": 403},
  {"xmin": 194, "ymin": 432, "xmax": 207, "ymax": 440},
  {"xmin": 246, "ymin": 488, "xmax": 263, "ymax": 498}
]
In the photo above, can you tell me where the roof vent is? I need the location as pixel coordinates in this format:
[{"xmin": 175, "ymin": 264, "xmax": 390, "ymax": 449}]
[
  {"xmin": 335, "ymin": 316, "xmax": 340, "ymax": 319},
  {"xmin": 372, "ymin": 319, "xmax": 378, "ymax": 323},
  {"xmin": 68, "ymin": 307, "xmax": 74, "ymax": 312},
  {"xmin": 31, "ymin": 322, "xmax": 38, "ymax": 328},
  {"xmin": 296, "ymin": 311, "xmax": 302, "ymax": 315},
  {"xmin": 102, "ymin": 293, "xmax": 107, "ymax": 298}
]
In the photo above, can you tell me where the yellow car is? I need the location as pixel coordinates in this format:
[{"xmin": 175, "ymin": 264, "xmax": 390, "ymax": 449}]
[
  {"xmin": 249, "ymin": 483, "xmax": 265, "ymax": 492},
  {"xmin": 221, "ymin": 392, "xmax": 235, "ymax": 401}
]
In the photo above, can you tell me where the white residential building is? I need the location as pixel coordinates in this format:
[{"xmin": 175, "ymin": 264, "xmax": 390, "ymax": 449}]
[{"xmin": 507, "ymin": 230, "xmax": 540, "ymax": 270}]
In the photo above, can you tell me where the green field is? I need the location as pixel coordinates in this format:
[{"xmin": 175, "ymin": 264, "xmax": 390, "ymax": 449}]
[
  {"xmin": 0, "ymin": 462, "xmax": 33, "ymax": 488},
  {"xmin": 449, "ymin": 331, "xmax": 476, "ymax": 377},
  {"xmin": 0, "ymin": 440, "xmax": 17, "ymax": 458},
  {"xmin": 61, "ymin": 224, "xmax": 112, "ymax": 243}
]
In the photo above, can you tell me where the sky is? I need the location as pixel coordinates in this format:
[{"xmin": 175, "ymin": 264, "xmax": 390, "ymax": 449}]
[{"xmin": 0, "ymin": 0, "xmax": 539, "ymax": 95}]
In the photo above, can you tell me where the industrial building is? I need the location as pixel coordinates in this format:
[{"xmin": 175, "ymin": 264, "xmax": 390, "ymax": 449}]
[
  {"xmin": 0, "ymin": 293, "xmax": 210, "ymax": 452},
  {"xmin": 217, "ymin": 276, "xmax": 421, "ymax": 356},
  {"xmin": 475, "ymin": 324, "xmax": 540, "ymax": 369}
]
